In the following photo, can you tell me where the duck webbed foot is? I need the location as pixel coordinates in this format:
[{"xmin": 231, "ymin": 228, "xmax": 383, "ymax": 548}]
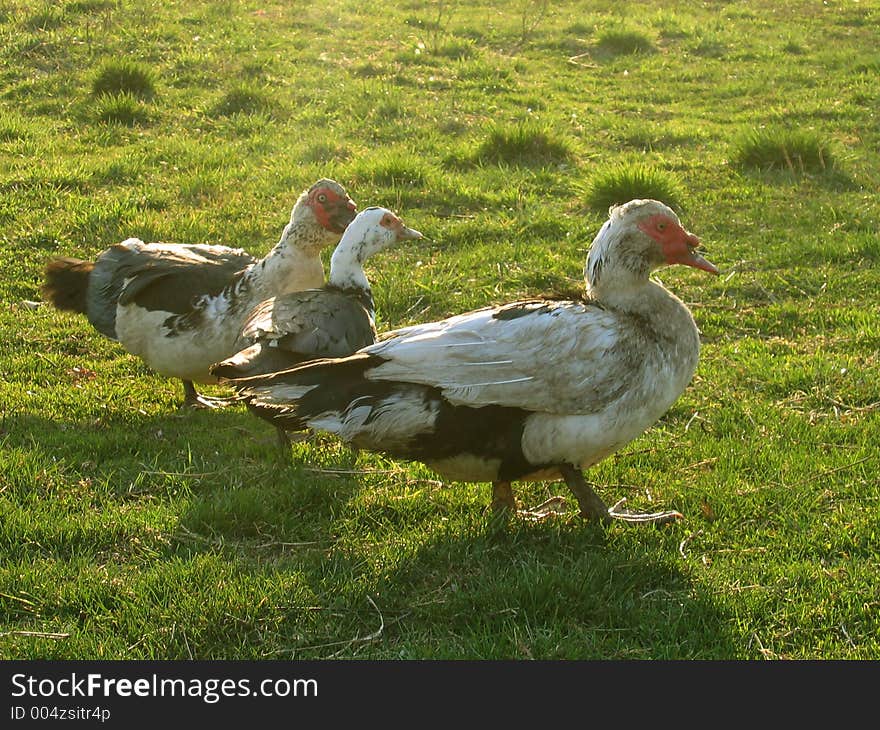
[
  {"xmin": 490, "ymin": 482, "xmax": 568, "ymax": 520},
  {"xmin": 559, "ymin": 464, "xmax": 683, "ymax": 526},
  {"xmin": 182, "ymin": 380, "xmax": 235, "ymax": 409}
]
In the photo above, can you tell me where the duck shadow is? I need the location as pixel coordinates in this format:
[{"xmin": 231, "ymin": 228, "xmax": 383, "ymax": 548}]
[
  {"xmin": 2, "ymin": 406, "xmax": 364, "ymax": 513},
  {"xmin": 329, "ymin": 513, "xmax": 737, "ymax": 659},
  {"xmin": 3, "ymin": 409, "xmax": 736, "ymax": 659}
]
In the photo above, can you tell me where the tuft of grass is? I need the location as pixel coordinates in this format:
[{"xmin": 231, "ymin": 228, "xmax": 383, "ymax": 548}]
[
  {"xmin": 652, "ymin": 12, "xmax": 693, "ymax": 41},
  {"xmin": 343, "ymin": 152, "xmax": 438, "ymax": 214},
  {"xmin": 615, "ymin": 121, "xmax": 702, "ymax": 151},
  {"xmin": 472, "ymin": 122, "xmax": 572, "ymax": 167},
  {"xmin": 782, "ymin": 38, "xmax": 807, "ymax": 55},
  {"xmin": 595, "ymin": 27, "xmax": 655, "ymax": 56},
  {"xmin": 734, "ymin": 127, "xmax": 836, "ymax": 174},
  {"xmin": 92, "ymin": 59, "xmax": 156, "ymax": 99},
  {"xmin": 299, "ymin": 141, "xmax": 352, "ymax": 165},
  {"xmin": 93, "ymin": 93, "xmax": 150, "ymax": 126},
  {"xmin": 690, "ymin": 32, "xmax": 727, "ymax": 58},
  {"xmin": 210, "ymin": 83, "xmax": 274, "ymax": 117},
  {"xmin": 0, "ymin": 113, "xmax": 30, "ymax": 142},
  {"xmin": 24, "ymin": 6, "xmax": 64, "ymax": 31},
  {"xmin": 349, "ymin": 151, "xmax": 429, "ymax": 187},
  {"xmin": 433, "ymin": 39, "xmax": 478, "ymax": 60},
  {"xmin": 68, "ymin": 0, "xmax": 116, "ymax": 12},
  {"xmin": 565, "ymin": 21, "xmax": 594, "ymax": 36},
  {"xmin": 353, "ymin": 62, "xmax": 385, "ymax": 78},
  {"xmin": 583, "ymin": 162, "xmax": 684, "ymax": 212}
]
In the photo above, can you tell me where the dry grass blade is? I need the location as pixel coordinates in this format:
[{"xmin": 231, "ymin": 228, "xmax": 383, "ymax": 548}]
[
  {"xmin": 0, "ymin": 630, "xmax": 70, "ymax": 639},
  {"xmin": 679, "ymin": 530, "xmax": 704, "ymax": 559},
  {"xmin": 330, "ymin": 596, "xmax": 385, "ymax": 658}
]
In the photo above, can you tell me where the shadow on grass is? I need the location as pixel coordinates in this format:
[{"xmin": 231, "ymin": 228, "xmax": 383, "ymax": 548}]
[
  {"xmin": 737, "ymin": 167, "xmax": 860, "ymax": 192},
  {"xmin": 323, "ymin": 516, "xmax": 738, "ymax": 659},
  {"xmin": 3, "ymin": 409, "xmax": 365, "ymax": 538},
  {"xmin": 3, "ymin": 412, "xmax": 735, "ymax": 659}
]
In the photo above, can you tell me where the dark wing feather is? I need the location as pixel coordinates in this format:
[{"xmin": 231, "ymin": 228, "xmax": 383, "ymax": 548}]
[
  {"xmin": 215, "ymin": 289, "xmax": 377, "ymax": 381},
  {"xmin": 210, "ymin": 342, "xmax": 305, "ymax": 380},
  {"xmin": 242, "ymin": 289, "xmax": 377, "ymax": 359},
  {"xmin": 96, "ymin": 241, "xmax": 255, "ymax": 315}
]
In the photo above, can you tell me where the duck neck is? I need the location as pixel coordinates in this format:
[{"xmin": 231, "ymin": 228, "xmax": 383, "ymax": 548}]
[
  {"xmin": 588, "ymin": 275, "xmax": 661, "ymax": 315},
  {"xmin": 585, "ymin": 229, "xmax": 662, "ymax": 312},
  {"xmin": 588, "ymin": 269, "xmax": 698, "ymax": 360},
  {"xmin": 243, "ymin": 221, "xmax": 327, "ymax": 302},
  {"xmin": 328, "ymin": 243, "xmax": 370, "ymax": 294},
  {"xmin": 328, "ymin": 244, "xmax": 376, "ymax": 322}
]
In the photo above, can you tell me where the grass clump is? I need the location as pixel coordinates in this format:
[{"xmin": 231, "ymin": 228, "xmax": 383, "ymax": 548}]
[
  {"xmin": 433, "ymin": 39, "xmax": 478, "ymax": 60},
  {"xmin": 652, "ymin": 12, "xmax": 694, "ymax": 41},
  {"xmin": 353, "ymin": 62, "xmax": 385, "ymax": 78},
  {"xmin": 211, "ymin": 84, "xmax": 274, "ymax": 117},
  {"xmin": 0, "ymin": 113, "xmax": 30, "ymax": 142},
  {"xmin": 350, "ymin": 151, "xmax": 429, "ymax": 187},
  {"xmin": 68, "ymin": 0, "xmax": 116, "ymax": 12},
  {"xmin": 473, "ymin": 122, "xmax": 572, "ymax": 167},
  {"xmin": 735, "ymin": 127, "xmax": 836, "ymax": 173},
  {"xmin": 595, "ymin": 27, "xmax": 656, "ymax": 56},
  {"xmin": 24, "ymin": 6, "xmax": 64, "ymax": 31},
  {"xmin": 690, "ymin": 33, "xmax": 727, "ymax": 58},
  {"xmin": 583, "ymin": 162, "xmax": 683, "ymax": 212},
  {"xmin": 92, "ymin": 59, "xmax": 156, "ymax": 99},
  {"xmin": 93, "ymin": 93, "xmax": 150, "ymax": 126},
  {"xmin": 782, "ymin": 38, "xmax": 807, "ymax": 55}
]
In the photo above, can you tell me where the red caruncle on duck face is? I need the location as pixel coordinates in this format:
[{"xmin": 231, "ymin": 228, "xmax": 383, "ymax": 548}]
[
  {"xmin": 309, "ymin": 186, "xmax": 358, "ymax": 234},
  {"xmin": 638, "ymin": 213, "xmax": 718, "ymax": 275},
  {"xmin": 379, "ymin": 211, "xmax": 402, "ymax": 230}
]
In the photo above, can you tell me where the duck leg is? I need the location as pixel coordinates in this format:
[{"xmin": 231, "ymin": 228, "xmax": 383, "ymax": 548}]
[
  {"xmin": 271, "ymin": 423, "xmax": 316, "ymax": 463},
  {"xmin": 181, "ymin": 379, "xmax": 235, "ymax": 409},
  {"xmin": 275, "ymin": 425, "xmax": 293, "ymax": 462},
  {"xmin": 491, "ymin": 481, "xmax": 516, "ymax": 513},
  {"xmin": 559, "ymin": 464, "xmax": 683, "ymax": 526},
  {"xmin": 490, "ymin": 482, "xmax": 567, "ymax": 519}
]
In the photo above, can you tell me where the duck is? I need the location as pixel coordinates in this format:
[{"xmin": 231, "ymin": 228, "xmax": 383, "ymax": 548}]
[
  {"xmin": 42, "ymin": 179, "xmax": 357, "ymax": 408},
  {"xmin": 230, "ymin": 199, "xmax": 719, "ymax": 525},
  {"xmin": 211, "ymin": 206, "xmax": 423, "ymax": 450}
]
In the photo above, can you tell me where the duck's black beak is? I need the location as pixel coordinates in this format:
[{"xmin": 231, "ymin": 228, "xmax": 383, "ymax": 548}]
[{"xmin": 329, "ymin": 198, "xmax": 358, "ymax": 233}]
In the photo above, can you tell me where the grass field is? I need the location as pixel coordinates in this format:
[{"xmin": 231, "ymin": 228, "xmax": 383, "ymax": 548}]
[{"xmin": 1, "ymin": 0, "xmax": 878, "ymax": 660}]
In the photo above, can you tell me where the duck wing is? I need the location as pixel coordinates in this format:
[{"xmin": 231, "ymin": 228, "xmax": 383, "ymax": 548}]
[
  {"xmin": 364, "ymin": 299, "xmax": 639, "ymax": 415},
  {"xmin": 97, "ymin": 240, "xmax": 255, "ymax": 316},
  {"xmin": 241, "ymin": 288, "xmax": 377, "ymax": 359}
]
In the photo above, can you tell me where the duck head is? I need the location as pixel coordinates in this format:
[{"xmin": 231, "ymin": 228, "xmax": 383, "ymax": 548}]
[
  {"xmin": 327, "ymin": 207, "xmax": 422, "ymax": 292},
  {"xmin": 335, "ymin": 206, "xmax": 423, "ymax": 265},
  {"xmin": 586, "ymin": 199, "xmax": 718, "ymax": 291},
  {"xmin": 287, "ymin": 178, "xmax": 358, "ymax": 247}
]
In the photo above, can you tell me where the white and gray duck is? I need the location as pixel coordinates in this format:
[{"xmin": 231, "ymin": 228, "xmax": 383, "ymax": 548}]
[
  {"xmin": 42, "ymin": 178, "xmax": 356, "ymax": 408},
  {"xmin": 212, "ymin": 206, "xmax": 422, "ymax": 450},
  {"xmin": 229, "ymin": 199, "xmax": 719, "ymax": 525}
]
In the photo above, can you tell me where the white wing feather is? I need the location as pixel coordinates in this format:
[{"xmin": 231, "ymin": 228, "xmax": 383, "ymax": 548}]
[{"xmin": 364, "ymin": 301, "xmax": 628, "ymax": 414}]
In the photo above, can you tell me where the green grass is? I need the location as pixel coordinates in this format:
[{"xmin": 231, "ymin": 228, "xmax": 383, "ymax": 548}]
[
  {"xmin": 92, "ymin": 59, "xmax": 156, "ymax": 99},
  {"xmin": 1, "ymin": 0, "xmax": 879, "ymax": 661},
  {"xmin": 583, "ymin": 162, "xmax": 684, "ymax": 213},
  {"xmin": 594, "ymin": 27, "xmax": 656, "ymax": 57},
  {"xmin": 735, "ymin": 126, "xmax": 837, "ymax": 174},
  {"xmin": 471, "ymin": 122, "xmax": 572, "ymax": 167},
  {"xmin": 93, "ymin": 92, "xmax": 151, "ymax": 127},
  {"xmin": 211, "ymin": 83, "xmax": 275, "ymax": 118}
]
